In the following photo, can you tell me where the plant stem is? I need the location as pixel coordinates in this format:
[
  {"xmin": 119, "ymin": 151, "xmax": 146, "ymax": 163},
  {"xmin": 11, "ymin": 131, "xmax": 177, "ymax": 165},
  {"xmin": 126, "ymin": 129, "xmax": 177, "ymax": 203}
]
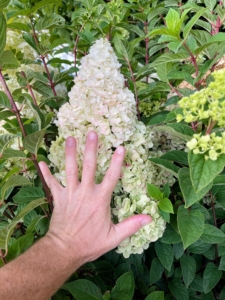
[
  {"xmin": 30, "ymin": 19, "xmax": 58, "ymax": 98},
  {"xmin": 21, "ymin": 72, "xmax": 38, "ymax": 106},
  {"xmin": 144, "ymin": 21, "xmax": 149, "ymax": 83},
  {"xmin": 206, "ymin": 120, "xmax": 217, "ymax": 135},
  {"xmin": 183, "ymin": 42, "xmax": 199, "ymax": 80},
  {"xmin": 210, "ymin": 191, "xmax": 219, "ymax": 264},
  {"xmin": 126, "ymin": 59, "xmax": 140, "ymax": 120},
  {"xmin": 168, "ymin": 82, "xmax": 183, "ymax": 97},
  {"xmin": 3, "ymin": 211, "xmax": 13, "ymax": 220},
  {"xmin": 73, "ymin": 23, "xmax": 85, "ymax": 73},
  {"xmin": 0, "ymin": 70, "xmax": 53, "ymax": 212},
  {"xmin": 0, "ymin": 250, "xmax": 7, "ymax": 264}
]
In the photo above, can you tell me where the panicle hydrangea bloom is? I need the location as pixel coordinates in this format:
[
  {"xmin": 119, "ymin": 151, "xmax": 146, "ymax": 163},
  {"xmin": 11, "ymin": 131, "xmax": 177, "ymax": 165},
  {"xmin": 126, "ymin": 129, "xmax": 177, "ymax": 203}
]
[
  {"xmin": 177, "ymin": 69, "xmax": 225, "ymax": 161},
  {"xmin": 49, "ymin": 38, "xmax": 168, "ymax": 257},
  {"xmin": 176, "ymin": 69, "xmax": 225, "ymax": 125}
]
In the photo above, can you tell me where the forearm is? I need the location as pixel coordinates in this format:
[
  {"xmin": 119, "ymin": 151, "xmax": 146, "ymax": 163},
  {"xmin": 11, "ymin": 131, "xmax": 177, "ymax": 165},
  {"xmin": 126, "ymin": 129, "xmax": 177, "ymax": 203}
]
[{"xmin": 0, "ymin": 236, "xmax": 81, "ymax": 300}]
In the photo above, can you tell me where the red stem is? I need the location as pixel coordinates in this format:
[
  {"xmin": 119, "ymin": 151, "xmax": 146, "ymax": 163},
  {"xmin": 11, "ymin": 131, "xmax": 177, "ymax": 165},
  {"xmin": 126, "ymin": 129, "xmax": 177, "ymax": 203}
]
[
  {"xmin": 0, "ymin": 250, "xmax": 7, "ymax": 264},
  {"xmin": 21, "ymin": 71, "xmax": 38, "ymax": 106},
  {"xmin": 144, "ymin": 21, "xmax": 149, "ymax": 83},
  {"xmin": 126, "ymin": 59, "xmax": 140, "ymax": 120},
  {"xmin": 183, "ymin": 42, "xmax": 199, "ymax": 78},
  {"xmin": 30, "ymin": 19, "xmax": 58, "ymax": 98},
  {"xmin": 0, "ymin": 70, "xmax": 53, "ymax": 212}
]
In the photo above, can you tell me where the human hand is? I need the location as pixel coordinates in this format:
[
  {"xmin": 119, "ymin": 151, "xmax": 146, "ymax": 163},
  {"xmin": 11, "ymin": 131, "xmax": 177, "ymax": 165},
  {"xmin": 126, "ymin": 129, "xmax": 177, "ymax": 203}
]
[{"xmin": 39, "ymin": 131, "xmax": 152, "ymax": 266}]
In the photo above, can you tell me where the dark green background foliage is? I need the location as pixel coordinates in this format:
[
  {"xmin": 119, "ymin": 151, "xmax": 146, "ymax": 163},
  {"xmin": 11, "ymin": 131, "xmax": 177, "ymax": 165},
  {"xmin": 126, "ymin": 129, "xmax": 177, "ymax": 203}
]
[{"xmin": 1, "ymin": 0, "xmax": 225, "ymax": 299}]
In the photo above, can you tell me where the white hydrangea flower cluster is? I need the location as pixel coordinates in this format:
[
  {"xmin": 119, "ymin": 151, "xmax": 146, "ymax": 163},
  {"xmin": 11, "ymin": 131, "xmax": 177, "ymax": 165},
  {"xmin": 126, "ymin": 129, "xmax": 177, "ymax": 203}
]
[{"xmin": 49, "ymin": 38, "xmax": 167, "ymax": 257}]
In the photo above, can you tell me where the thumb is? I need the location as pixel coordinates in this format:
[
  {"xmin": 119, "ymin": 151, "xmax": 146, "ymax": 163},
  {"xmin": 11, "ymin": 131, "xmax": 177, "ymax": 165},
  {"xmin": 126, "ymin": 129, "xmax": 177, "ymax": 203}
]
[{"xmin": 113, "ymin": 214, "xmax": 152, "ymax": 245}]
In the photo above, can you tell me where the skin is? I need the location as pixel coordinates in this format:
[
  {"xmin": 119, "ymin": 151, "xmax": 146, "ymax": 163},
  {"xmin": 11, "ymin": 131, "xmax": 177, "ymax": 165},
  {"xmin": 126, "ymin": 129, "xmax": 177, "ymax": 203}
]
[{"xmin": 0, "ymin": 131, "xmax": 152, "ymax": 300}]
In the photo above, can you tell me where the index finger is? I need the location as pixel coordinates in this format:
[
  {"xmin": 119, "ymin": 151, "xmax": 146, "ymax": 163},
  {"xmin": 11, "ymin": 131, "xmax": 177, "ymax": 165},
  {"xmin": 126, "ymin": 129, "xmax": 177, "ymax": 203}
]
[{"xmin": 100, "ymin": 146, "xmax": 125, "ymax": 195}]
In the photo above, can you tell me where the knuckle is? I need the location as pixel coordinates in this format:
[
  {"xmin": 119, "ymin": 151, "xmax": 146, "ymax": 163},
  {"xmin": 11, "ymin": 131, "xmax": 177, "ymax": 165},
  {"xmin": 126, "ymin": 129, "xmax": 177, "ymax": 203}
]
[
  {"xmin": 105, "ymin": 170, "xmax": 118, "ymax": 182},
  {"xmin": 66, "ymin": 167, "xmax": 76, "ymax": 177},
  {"xmin": 83, "ymin": 160, "xmax": 95, "ymax": 171},
  {"xmin": 48, "ymin": 180, "xmax": 58, "ymax": 191}
]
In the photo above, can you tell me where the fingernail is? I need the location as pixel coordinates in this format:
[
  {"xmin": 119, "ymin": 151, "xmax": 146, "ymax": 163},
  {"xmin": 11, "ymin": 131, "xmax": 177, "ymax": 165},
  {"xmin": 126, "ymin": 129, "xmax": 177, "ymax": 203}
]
[
  {"xmin": 88, "ymin": 131, "xmax": 96, "ymax": 140},
  {"xmin": 116, "ymin": 146, "xmax": 124, "ymax": 154},
  {"xmin": 67, "ymin": 137, "xmax": 74, "ymax": 146},
  {"xmin": 141, "ymin": 218, "xmax": 152, "ymax": 226}
]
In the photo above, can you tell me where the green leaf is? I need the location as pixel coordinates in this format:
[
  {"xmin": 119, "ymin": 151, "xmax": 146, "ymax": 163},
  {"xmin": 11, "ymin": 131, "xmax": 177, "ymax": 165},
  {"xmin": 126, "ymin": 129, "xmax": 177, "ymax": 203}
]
[
  {"xmin": 1, "ymin": 175, "xmax": 31, "ymax": 201},
  {"xmin": 152, "ymin": 125, "xmax": 192, "ymax": 141},
  {"xmin": 219, "ymin": 255, "xmax": 225, "ymax": 271},
  {"xmin": 159, "ymin": 208, "xmax": 170, "ymax": 223},
  {"xmin": 203, "ymin": 262, "xmax": 222, "ymax": 294},
  {"xmin": 23, "ymin": 128, "xmax": 47, "ymax": 155},
  {"xmin": 146, "ymin": 111, "xmax": 169, "ymax": 125},
  {"xmin": 168, "ymin": 279, "xmax": 189, "ymax": 300},
  {"xmin": 183, "ymin": 8, "xmax": 207, "ymax": 39},
  {"xmin": 23, "ymin": 33, "xmax": 38, "ymax": 52},
  {"xmin": 159, "ymin": 198, "xmax": 174, "ymax": 213},
  {"xmin": 7, "ymin": 23, "xmax": 30, "ymax": 32},
  {"xmin": 189, "ymin": 240, "xmax": 212, "ymax": 254},
  {"xmin": 148, "ymin": 158, "xmax": 180, "ymax": 177},
  {"xmin": 27, "ymin": 70, "xmax": 49, "ymax": 84},
  {"xmin": 1, "ymin": 149, "xmax": 26, "ymax": 160},
  {"xmin": 0, "ymin": 134, "xmax": 16, "ymax": 154},
  {"xmin": 189, "ymin": 151, "xmax": 225, "ymax": 192},
  {"xmin": 13, "ymin": 186, "xmax": 45, "ymax": 203},
  {"xmin": 0, "ymin": 166, "xmax": 20, "ymax": 187},
  {"xmin": 150, "ymin": 53, "xmax": 189, "ymax": 69},
  {"xmin": 0, "ymin": 91, "xmax": 11, "ymax": 109},
  {"xmin": 36, "ymin": 14, "xmax": 65, "ymax": 31},
  {"xmin": 111, "ymin": 272, "xmax": 135, "ymax": 299},
  {"xmin": 160, "ymin": 150, "xmax": 188, "ymax": 165},
  {"xmin": 154, "ymin": 241, "xmax": 174, "ymax": 271},
  {"xmin": 200, "ymin": 224, "xmax": 225, "ymax": 244},
  {"xmin": 180, "ymin": 254, "xmax": 196, "ymax": 287},
  {"xmin": 114, "ymin": 35, "xmax": 133, "ymax": 61},
  {"xmin": 0, "ymin": 110, "xmax": 14, "ymax": 120},
  {"xmin": 0, "ymin": 13, "xmax": 6, "ymax": 58},
  {"xmin": 177, "ymin": 205, "xmax": 205, "ymax": 249},
  {"xmin": 25, "ymin": 100, "xmax": 46, "ymax": 130},
  {"xmin": 32, "ymin": 81, "xmax": 53, "ymax": 97},
  {"xmin": 220, "ymin": 288, "xmax": 225, "ymax": 300},
  {"xmin": 213, "ymin": 175, "xmax": 225, "ymax": 185},
  {"xmin": 195, "ymin": 33, "xmax": 225, "ymax": 55},
  {"xmin": 162, "ymin": 183, "xmax": 170, "ymax": 198},
  {"xmin": 66, "ymin": 279, "xmax": 102, "ymax": 300},
  {"xmin": 165, "ymin": 9, "xmax": 181, "ymax": 37},
  {"xmin": 204, "ymin": 0, "xmax": 217, "ymax": 11},
  {"xmin": 0, "ymin": 50, "xmax": 19, "ymax": 69},
  {"xmin": 150, "ymin": 257, "xmax": 164, "ymax": 285},
  {"xmin": 212, "ymin": 185, "xmax": 225, "ymax": 209},
  {"xmin": 160, "ymin": 224, "xmax": 181, "ymax": 244},
  {"xmin": 147, "ymin": 183, "xmax": 163, "ymax": 201},
  {"xmin": 49, "ymin": 38, "xmax": 69, "ymax": 50},
  {"xmin": 173, "ymin": 242, "xmax": 184, "ymax": 259},
  {"xmin": 178, "ymin": 168, "xmax": 213, "ymax": 208},
  {"xmin": 0, "ymin": 198, "xmax": 46, "ymax": 251},
  {"xmin": 31, "ymin": 0, "xmax": 62, "ymax": 12},
  {"xmin": 0, "ymin": 0, "xmax": 10, "ymax": 10},
  {"xmin": 6, "ymin": 233, "xmax": 34, "ymax": 262},
  {"xmin": 189, "ymin": 274, "xmax": 203, "ymax": 292},
  {"xmin": 166, "ymin": 123, "xmax": 194, "ymax": 136},
  {"xmin": 145, "ymin": 291, "xmax": 164, "ymax": 300}
]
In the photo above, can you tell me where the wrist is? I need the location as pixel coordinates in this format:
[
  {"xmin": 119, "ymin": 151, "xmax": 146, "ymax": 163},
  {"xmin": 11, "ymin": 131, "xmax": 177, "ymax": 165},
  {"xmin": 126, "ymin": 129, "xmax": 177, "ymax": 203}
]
[{"xmin": 45, "ymin": 231, "xmax": 85, "ymax": 270}]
